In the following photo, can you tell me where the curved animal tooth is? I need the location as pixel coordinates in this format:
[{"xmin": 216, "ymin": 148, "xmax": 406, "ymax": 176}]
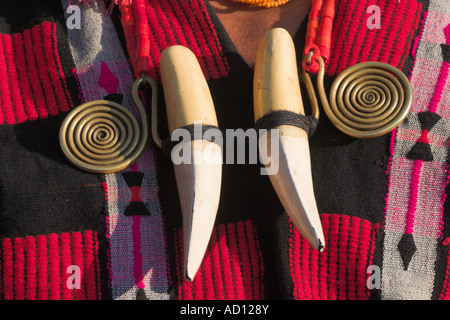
[
  {"xmin": 253, "ymin": 28, "xmax": 325, "ymax": 252},
  {"xmin": 160, "ymin": 45, "xmax": 222, "ymax": 281}
]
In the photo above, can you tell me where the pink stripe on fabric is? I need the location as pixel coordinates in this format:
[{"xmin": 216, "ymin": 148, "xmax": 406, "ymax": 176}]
[
  {"xmin": 439, "ymin": 165, "xmax": 450, "ymax": 238},
  {"xmin": 385, "ymin": 158, "xmax": 448, "ymax": 237},
  {"xmin": 428, "ymin": 62, "xmax": 450, "ymax": 113},
  {"xmin": 382, "ymin": 128, "xmax": 399, "ymax": 229},
  {"xmin": 434, "ymin": 75, "xmax": 450, "ymax": 119},
  {"xmin": 445, "ymin": 23, "xmax": 450, "ymax": 45},
  {"xmin": 132, "ymin": 215, "xmax": 145, "ymax": 289},
  {"xmin": 405, "ymin": 160, "xmax": 422, "ymax": 234},
  {"xmin": 3, "ymin": 34, "xmax": 27, "ymax": 123},
  {"xmin": 129, "ymin": 165, "xmax": 145, "ymax": 290}
]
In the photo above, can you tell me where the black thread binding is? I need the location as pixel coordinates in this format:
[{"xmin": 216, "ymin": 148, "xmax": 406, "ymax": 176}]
[{"xmin": 253, "ymin": 110, "xmax": 319, "ymax": 138}]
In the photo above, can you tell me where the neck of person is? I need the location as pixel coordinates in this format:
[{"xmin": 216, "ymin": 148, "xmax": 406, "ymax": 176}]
[{"xmin": 208, "ymin": 0, "xmax": 312, "ymax": 68}]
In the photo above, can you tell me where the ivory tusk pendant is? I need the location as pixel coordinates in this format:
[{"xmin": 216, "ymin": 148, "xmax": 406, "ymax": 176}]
[
  {"xmin": 253, "ymin": 28, "xmax": 325, "ymax": 252},
  {"xmin": 160, "ymin": 45, "xmax": 222, "ymax": 281}
]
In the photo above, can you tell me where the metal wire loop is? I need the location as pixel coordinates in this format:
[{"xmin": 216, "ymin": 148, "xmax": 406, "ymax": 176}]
[
  {"xmin": 301, "ymin": 57, "xmax": 412, "ymax": 138},
  {"xmin": 59, "ymin": 75, "xmax": 159, "ymax": 173}
]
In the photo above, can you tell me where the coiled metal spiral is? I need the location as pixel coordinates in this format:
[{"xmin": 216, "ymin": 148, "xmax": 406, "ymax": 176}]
[
  {"xmin": 60, "ymin": 76, "xmax": 157, "ymax": 174},
  {"xmin": 304, "ymin": 58, "xmax": 412, "ymax": 138}
]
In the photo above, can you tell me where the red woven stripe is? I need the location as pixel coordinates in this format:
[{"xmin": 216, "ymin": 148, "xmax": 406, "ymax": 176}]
[
  {"xmin": 201, "ymin": 246, "xmax": 215, "ymax": 299},
  {"xmin": 370, "ymin": 1, "xmax": 398, "ymax": 64},
  {"xmin": 195, "ymin": 0, "xmax": 229, "ymax": 78},
  {"xmin": 1, "ymin": 232, "xmax": 100, "ymax": 300},
  {"xmin": 391, "ymin": 0, "xmax": 421, "ymax": 68},
  {"xmin": 36, "ymin": 235, "xmax": 48, "ymax": 300},
  {"xmin": 327, "ymin": 0, "xmax": 352, "ymax": 75},
  {"xmin": 290, "ymin": 220, "xmax": 302, "ymax": 299},
  {"xmin": 309, "ymin": 236, "xmax": 320, "ymax": 299},
  {"xmin": 193, "ymin": 265, "xmax": 205, "ymax": 299},
  {"xmin": 0, "ymin": 23, "xmax": 72, "ymax": 125},
  {"xmin": 23, "ymin": 28, "xmax": 48, "ymax": 119},
  {"xmin": 24, "ymin": 236, "xmax": 37, "ymax": 300},
  {"xmin": 84, "ymin": 231, "xmax": 98, "ymax": 300},
  {"xmin": 93, "ymin": 232, "xmax": 102, "ymax": 299},
  {"xmin": 300, "ymin": 226, "xmax": 313, "ymax": 299},
  {"xmin": 336, "ymin": 0, "xmax": 368, "ymax": 74},
  {"xmin": 208, "ymin": 226, "xmax": 225, "ymax": 299},
  {"xmin": 246, "ymin": 219, "xmax": 264, "ymax": 299},
  {"xmin": 32, "ymin": 24, "xmax": 59, "ymax": 117},
  {"xmin": 157, "ymin": 0, "xmax": 189, "ymax": 47},
  {"xmin": 144, "ymin": 0, "xmax": 229, "ymax": 81},
  {"xmin": 356, "ymin": 220, "xmax": 373, "ymax": 299},
  {"xmin": 2, "ymin": 238, "xmax": 14, "ymax": 300},
  {"xmin": 236, "ymin": 220, "xmax": 254, "ymax": 299},
  {"xmin": 3, "ymin": 34, "xmax": 26, "ymax": 123},
  {"xmin": 216, "ymin": 224, "xmax": 233, "ymax": 299},
  {"xmin": 12, "ymin": 33, "xmax": 39, "ymax": 121},
  {"xmin": 373, "ymin": 1, "xmax": 398, "ymax": 64},
  {"xmin": 48, "ymin": 234, "xmax": 60, "ymax": 300},
  {"xmin": 60, "ymin": 233, "xmax": 73, "ymax": 300},
  {"xmin": 71, "ymin": 232, "xmax": 85, "ymax": 300},
  {"xmin": 144, "ymin": 1, "xmax": 166, "ymax": 80},
  {"xmin": 145, "ymin": 1, "xmax": 184, "ymax": 79},
  {"xmin": 337, "ymin": 214, "xmax": 350, "ymax": 300},
  {"xmin": 356, "ymin": 12, "xmax": 379, "ymax": 70},
  {"xmin": 328, "ymin": 0, "xmax": 421, "ymax": 76},
  {"xmin": 152, "ymin": 1, "xmax": 178, "ymax": 47},
  {"xmin": 327, "ymin": 214, "xmax": 340, "ymax": 300},
  {"xmin": 0, "ymin": 35, "xmax": 15, "ymax": 124},
  {"xmin": 318, "ymin": 215, "xmax": 330, "ymax": 299},
  {"xmin": 290, "ymin": 214, "xmax": 378, "ymax": 300},
  {"xmin": 347, "ymin": 0, "xmax": 370, "ymax": 69},
  {"xmin": 227, "ymin": 222, "xmax": 245, "ymax": 300},
  {"xmin": 188, "ymin": 0, "xmax": 221, "ymax": 79},
  {"xmin": 384, "ymin": 0, "xmax": 408, "ymax": 64},
  {"xmin": 13, "ymin": 238, "xmax": 25, "ymax": 300},
  {"xmin": 50, "ymin": 23, "xmax": 72, "ymax": 113},
  {"xmin": 42, "ymin": 22, "xmax": 70, "ymax": 114},
  {"xmin": 166, "ymin": 0, "xmax": 208, "ymax": 74},
  {"xmin": 176, "ymin": 220, "xmax": 264, "ymax": 300},
  {"xmin": 347, "ymin": 217, "xmax": 360, "ymax": 300}
]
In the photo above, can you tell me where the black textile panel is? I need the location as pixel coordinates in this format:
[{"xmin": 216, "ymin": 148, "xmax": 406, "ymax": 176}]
[
  {"xmin": 0, "ymin": 1, "xmax": 66, "ymax": 34},
  {"xmin": 310, "ymin": 131, "xmax": 390, "ymax": 223},
  {"xmin": 0, "ymin": 115, "xmax": 107, "ymax": 239}
]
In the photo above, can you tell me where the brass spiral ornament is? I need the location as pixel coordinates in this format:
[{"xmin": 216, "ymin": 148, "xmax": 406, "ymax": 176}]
[
  {"xmin": 304, "ymin": 57, "xmax": 412, "ymax": 138},
  {"xmin": 59, "ymin": 76, "xmax": 157, "ymax": 174}
]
